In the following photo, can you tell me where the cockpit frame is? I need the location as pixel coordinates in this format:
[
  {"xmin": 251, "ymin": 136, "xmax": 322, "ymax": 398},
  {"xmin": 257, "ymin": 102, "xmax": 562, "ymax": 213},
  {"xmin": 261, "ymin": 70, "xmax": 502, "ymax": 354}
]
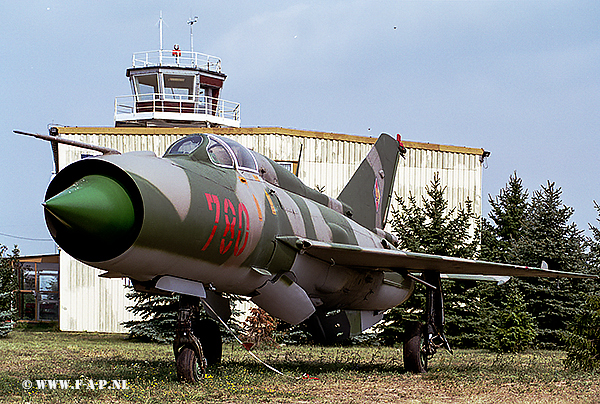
[{"xmin": 164, "ymin": 134, "xmax": 258, "ymax": 173}]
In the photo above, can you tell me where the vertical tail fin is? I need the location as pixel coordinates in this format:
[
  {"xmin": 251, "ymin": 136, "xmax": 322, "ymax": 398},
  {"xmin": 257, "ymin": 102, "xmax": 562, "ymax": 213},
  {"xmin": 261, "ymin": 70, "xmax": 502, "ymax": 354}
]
[{"xmin": 337, "ymin": 133, "xmax": 404, "ymax": 232}]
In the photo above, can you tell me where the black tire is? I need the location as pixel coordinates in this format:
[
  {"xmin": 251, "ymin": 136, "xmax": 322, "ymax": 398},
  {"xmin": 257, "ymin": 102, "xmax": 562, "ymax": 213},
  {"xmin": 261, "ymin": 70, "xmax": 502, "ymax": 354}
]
[
  {"xmin": 403, "ymin": 321, "xmax": 427, "ymax": 373},
  {"xmin": 176, "ymin": 347, "xmax": 204, "ymax": 383},
  {"xmin": 194, "ymin": 318, "xmax": 222, "ymax": 366}
]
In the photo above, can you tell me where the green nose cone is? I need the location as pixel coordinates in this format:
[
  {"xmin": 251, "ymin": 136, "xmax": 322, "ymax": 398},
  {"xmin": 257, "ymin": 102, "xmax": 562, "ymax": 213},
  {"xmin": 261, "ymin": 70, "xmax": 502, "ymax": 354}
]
[{"xmin": 44, "ymin": 175, "xmax": 136, "ymax": 243}]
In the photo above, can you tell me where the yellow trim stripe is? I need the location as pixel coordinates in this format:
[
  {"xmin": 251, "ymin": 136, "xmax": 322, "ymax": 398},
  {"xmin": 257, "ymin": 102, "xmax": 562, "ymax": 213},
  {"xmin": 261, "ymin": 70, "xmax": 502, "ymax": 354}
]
[
  {"xmin": 55, "ymin": 126, "xmax": 486, "ymax": 155},
  {"xmin": 265, "ymin": 191, "xmax": 277, "ymax": 216},
  {"xmin": 253, "ymin": 194, "xmax": 263, "ymax": 222}
]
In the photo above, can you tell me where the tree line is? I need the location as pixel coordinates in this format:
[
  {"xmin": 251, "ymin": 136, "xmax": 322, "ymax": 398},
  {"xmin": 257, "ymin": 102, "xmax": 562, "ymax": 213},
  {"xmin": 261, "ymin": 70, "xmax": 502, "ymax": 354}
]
[{"xmin": 380, "ymin": 172, "xmax": 599, "ymax": 369}]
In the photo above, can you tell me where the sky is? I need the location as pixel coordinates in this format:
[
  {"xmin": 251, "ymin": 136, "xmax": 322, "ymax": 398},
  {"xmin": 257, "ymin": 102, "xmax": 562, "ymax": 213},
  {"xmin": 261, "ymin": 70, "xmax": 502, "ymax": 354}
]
[{"xmin": 1, "ymin": 1, "xmax": 599, "ymax": 256}]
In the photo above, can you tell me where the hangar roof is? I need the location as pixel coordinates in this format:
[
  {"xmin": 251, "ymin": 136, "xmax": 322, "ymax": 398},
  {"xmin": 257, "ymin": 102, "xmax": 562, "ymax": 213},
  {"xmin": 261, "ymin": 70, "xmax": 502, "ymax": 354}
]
[{"xmin": 53, "ymin": 126, "xmax": 486, "ymax": 156}]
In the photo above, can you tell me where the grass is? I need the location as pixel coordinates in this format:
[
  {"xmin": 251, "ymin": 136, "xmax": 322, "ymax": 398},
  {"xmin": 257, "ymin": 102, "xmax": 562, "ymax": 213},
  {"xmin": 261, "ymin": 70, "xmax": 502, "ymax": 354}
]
[{"xmin": 1, "ymin": 330, "xmax": 599, "ymax": 403}]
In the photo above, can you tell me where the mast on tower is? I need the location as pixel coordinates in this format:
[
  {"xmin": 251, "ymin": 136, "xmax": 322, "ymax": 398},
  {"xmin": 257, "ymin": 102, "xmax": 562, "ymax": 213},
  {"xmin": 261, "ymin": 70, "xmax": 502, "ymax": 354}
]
[{"xmin": 187, "ymin": 16, "xmax": 198, "ymax": 54}]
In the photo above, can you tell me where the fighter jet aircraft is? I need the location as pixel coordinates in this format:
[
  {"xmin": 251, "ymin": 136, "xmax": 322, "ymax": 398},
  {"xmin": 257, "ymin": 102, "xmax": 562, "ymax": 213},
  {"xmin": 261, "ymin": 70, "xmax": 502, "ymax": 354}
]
[{"xmin": 17, "ymin": 130, "xmax": 595, "ymax": 381}]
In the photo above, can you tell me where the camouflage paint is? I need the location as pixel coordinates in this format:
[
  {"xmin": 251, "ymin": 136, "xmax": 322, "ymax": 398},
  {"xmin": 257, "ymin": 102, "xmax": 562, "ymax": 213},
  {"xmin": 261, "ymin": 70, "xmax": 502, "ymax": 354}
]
[{"xmin": 44, "ymin": 134, "xmax": 410, "ymax": 324}]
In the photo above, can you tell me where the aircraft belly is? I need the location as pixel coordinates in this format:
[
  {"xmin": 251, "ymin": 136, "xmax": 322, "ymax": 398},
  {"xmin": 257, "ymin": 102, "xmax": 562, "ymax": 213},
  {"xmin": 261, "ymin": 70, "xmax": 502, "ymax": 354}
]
[
  {"xmin": 289, "ymin": 252, "xmax": 412, "ymax": 311},
  {"xmin": 348, "ymin": 275, "xmax": 414, "ymax": 310},
  {"xmin": 95, "ymin": 246, "xmax": 269, "ymax": 296}
]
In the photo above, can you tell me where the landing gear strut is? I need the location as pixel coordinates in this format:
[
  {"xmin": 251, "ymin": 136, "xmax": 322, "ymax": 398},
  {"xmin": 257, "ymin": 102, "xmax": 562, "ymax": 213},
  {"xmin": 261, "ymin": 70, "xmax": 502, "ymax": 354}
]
[
  {"xmin": 403, "ymin": 271, "xmax": 452, "ymax": 373},
  {"xmin": 174, "ymin": 295, "xmax": 206, "ymax": 382},
  {"xmin": 173, "ymin": 295, "xmax": 223, "ymax": 382}
]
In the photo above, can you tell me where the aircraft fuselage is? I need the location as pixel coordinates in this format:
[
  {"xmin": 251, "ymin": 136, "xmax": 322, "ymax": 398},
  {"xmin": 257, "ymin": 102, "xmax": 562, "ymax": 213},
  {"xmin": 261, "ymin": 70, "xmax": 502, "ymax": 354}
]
[{"xmin": 44, "ymin": 134, "xmax": 413, "ymax": 325}]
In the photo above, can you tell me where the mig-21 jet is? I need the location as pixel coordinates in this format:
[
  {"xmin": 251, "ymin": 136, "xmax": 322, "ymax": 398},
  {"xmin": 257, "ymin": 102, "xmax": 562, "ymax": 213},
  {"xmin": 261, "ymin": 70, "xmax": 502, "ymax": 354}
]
[{"xmin": 16, "ymin": 130, "xmax": 595, "ymax": 381}]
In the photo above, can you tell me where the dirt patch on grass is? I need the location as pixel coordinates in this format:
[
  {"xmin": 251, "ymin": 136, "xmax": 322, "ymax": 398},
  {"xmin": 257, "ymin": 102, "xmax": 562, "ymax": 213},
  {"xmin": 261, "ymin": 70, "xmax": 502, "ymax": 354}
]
[{"xmin": 275, "ymin": 375, "xmax": 600, "ymax": 404}]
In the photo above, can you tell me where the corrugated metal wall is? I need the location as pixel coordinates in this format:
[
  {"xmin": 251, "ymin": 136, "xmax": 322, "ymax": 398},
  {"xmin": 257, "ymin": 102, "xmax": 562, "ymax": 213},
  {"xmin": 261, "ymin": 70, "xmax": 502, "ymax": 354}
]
[
  {"xmin": 56, "ymin": 127, "xmax": 483, "ymax": 333},
  {"xmin": 59, "ymin": 255, "xmax": 135, "ymax": 333}
]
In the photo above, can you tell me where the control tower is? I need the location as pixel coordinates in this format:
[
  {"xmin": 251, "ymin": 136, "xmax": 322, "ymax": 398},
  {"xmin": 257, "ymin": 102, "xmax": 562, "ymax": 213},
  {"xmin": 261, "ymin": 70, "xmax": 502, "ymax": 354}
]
[{"xmin": 114, "ymin": 16, "xmax": 240, "ymax": 128}]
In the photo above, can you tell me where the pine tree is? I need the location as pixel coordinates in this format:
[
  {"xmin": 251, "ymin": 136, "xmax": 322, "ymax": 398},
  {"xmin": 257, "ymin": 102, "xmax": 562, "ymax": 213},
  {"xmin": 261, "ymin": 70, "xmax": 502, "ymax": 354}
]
[
  {"xmin": 564, "ymin": 201, "xmax": 600, "ymax": 369},
  {"xmin": 564, "ymin": 294, "xmax": 600, "ymax": 370},
  {"xmin": 480, "ymin": 172, "xmax": 528, "ymax": 263},
  {"xmin": 511, "ymin": 181, "xmax": 589, "ymax": 349},
  {"xmin": 583, "ymin": 201, "xmax": 600, "ymax": 294},
  {"xmin": 392, "ymin": 173, "xmax": 479, "ymax": 258},
  {"xmin": 122, "ymin": 287, "xmax": 179, "ymax": 343},
  {"xmin": 0, "ymin": 245, "xmax": 19, "ymax": 338},
  {"xmin": 479, "ymin": 172, "xmax": 536, "ymax": 352},
  {"xmin": 379, "ymin": 173, "xmax": 480, "ymax": 347},
  {"xmin": 490, "ymin": 285, "xmax": 536, "ymax": 353}
]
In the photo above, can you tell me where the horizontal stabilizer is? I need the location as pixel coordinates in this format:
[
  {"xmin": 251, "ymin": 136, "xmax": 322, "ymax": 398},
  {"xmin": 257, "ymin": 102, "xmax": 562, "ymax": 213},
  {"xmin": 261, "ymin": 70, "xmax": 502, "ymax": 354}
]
[{"xmin": 278, "ymin": 236, "xmax": 597, "ymax": 279}]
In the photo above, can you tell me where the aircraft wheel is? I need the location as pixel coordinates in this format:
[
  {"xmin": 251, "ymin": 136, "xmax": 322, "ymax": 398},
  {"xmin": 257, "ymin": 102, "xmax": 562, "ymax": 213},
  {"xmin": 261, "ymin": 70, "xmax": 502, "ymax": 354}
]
[
  {"xmin": 194, "ymin": 318, "xmax": 222, "ymax": 366},
  {"xmin": 403, "ymin": 321, "xmax": 427, "ymax": 373},
  {"xmin": 176, "ymin": 347, "xmax": 205, "ymax": 383}
]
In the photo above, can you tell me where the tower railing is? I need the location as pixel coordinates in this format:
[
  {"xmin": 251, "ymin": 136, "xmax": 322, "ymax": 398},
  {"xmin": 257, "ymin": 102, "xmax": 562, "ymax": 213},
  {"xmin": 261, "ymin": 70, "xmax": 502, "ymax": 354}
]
[
  {"xmin": 114, "ymin": 93, "xmax": 240, "ymax": 125},
  {"xmin": 131, "ymin": 50, "xmax": 222, "ymax": 73}
]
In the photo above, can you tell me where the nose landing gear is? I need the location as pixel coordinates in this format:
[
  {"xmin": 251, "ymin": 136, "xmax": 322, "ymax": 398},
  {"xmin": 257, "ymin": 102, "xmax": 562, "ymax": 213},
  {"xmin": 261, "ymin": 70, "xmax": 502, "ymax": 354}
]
[
  {"xmin": 174, "ymin": 295, "xmax": 223, "ymax": 382},
  {"xmin": 174, "ymin": 295, "xmax": 206, "ymax": 382}
]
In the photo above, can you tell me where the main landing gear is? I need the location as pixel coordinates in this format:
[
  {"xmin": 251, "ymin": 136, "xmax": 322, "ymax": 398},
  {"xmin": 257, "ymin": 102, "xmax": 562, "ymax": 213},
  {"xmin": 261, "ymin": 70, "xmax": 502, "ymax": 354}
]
[
  {"xmin": 174, "ymin": 295, "xmax": 223, "ymax": 382},
  {"xmin": 402, "ymin": 271, "xmax": 452, "ymax": 373}
]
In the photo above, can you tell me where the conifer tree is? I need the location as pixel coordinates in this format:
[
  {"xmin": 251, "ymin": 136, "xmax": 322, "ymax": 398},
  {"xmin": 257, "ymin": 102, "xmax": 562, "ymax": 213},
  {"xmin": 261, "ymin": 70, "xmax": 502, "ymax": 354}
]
[
  {"xmin": 511, "ymin": 181, "xmax": 589, "ymax": 348},
  {"xmin": 564, "ymin": 201, "xmax": 600, "ymax": 369},
  {"xmin": 122, "ymin": 287, "xmax": 179, "ymax": 343},
  {"xmin": 480, "ymin": 172, "xmax": 528, "ymax": 263},
  {"xmin": 479, "ymin": 172, "xmax": 536, "ymax": 352},
  {"xmin": 564, "ymin": 294, "xmax": 600, "ymax": 370},
  {"xmin": 379, "ymin": 173, "xmax": 480, "ymax": 346},
  {"xmin": 392, "ymin": 173, "xmax": 479, "ymax": 258},
  {"xmin": 0, "ymin": 245, "xmax": 19, "ymax": 338},
  {"xmin": 490, "ymin": 284, "xmax": 536, "ymax": 353}
]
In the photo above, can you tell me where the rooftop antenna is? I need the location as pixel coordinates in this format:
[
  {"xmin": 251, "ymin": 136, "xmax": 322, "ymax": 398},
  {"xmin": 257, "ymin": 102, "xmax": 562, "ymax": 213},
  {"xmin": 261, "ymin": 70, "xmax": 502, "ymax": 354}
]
[
  {"xmin": 187, "ymin": 16, "xmax": 198, "ymax": 53},
  {"xmin": 157, "ymin": 11, "xmax": 164, "ymax": 64},
  {"xmin": 158, "ymin": 11, "xmax": 164, "ymax": 50}
]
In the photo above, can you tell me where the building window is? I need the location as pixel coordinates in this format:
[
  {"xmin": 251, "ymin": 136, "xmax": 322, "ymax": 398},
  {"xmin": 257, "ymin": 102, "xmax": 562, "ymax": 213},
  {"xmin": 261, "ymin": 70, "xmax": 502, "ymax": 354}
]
[
  {"xmin": 277, "ymin": 161, "xmax": 293, "ymax": 172},
  {"xmin": 276, "ymin": 161, "xmax": 298, "ymax": 174},
  {"xmin": 16, "ymin": 260, "xmax": 59, "ymax": 322}
]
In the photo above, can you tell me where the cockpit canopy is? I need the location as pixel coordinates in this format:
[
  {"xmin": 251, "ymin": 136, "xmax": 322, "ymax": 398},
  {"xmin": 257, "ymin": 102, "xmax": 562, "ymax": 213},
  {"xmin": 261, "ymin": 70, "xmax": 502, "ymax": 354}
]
[{"xmin": 164, "ymin": 134, "xmax": 258, "ymax": 172}]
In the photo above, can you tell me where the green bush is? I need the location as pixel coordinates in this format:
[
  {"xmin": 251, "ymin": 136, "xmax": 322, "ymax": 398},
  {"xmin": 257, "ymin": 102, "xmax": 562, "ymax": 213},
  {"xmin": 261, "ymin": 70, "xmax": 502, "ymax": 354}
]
[
  {"xmin": 490, "ymin": 287, "xmax": 536, "ymax": 353},
  {"xmin": 564, "ymin": 294, "xmax": 600, "ymax": 370},
  {"xmin": 0, "ymin": 245, "xmax": 18, "ymax": 338}
]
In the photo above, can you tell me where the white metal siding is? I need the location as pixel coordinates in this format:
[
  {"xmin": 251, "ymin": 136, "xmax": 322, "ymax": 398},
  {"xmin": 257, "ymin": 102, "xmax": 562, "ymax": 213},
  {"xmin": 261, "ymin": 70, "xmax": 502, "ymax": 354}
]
[
  {"xmin": 59, "ymin": 253, "xmax": 136, "ymax": 333},
  {"xmin": 57, "ymin": 129, "xmax": 482, "ymax": 333}
]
